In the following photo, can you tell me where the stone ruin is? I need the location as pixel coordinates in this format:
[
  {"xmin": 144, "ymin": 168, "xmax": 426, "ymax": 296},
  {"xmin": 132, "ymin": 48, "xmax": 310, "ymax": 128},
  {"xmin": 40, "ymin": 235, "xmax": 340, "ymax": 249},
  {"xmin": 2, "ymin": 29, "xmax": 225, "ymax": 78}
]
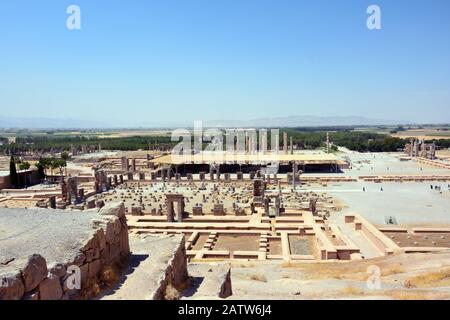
[
  {"xmin": 252, "ymin": 179, "xmax": 265, "ymax": 206},
  {"xmin": 67, "ymin": 177, "xmax": 79, "ymax": 204},
  {"xmin": 309, "ymin": 198, "xmax": 317, "ymax": 216},
  {"xmin": 405, "ymin": 138, "xmax": 436, "ymax": 159},
  {"xmin": 0, "ymin": 203, "xmax": 130, "ymax": 300},
  {"xmin": 166, "ymin": 194, "xmax": 186, "ymax": 222},
  {"xmin": 95, "ymin": 170, "xmax": 109, "ymax": 193},
  {"xmin": 121, "ymin": 157, "xmax": 128, "ymax": 171}
]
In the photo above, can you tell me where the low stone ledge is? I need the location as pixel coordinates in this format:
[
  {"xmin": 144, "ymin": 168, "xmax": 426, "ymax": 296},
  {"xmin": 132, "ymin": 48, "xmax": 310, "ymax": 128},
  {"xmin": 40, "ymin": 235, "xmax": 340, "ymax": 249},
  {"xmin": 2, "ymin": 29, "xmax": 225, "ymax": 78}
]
[{"xmin": 182, "ymin": 262, "xmax": 232, "ymax": 299}]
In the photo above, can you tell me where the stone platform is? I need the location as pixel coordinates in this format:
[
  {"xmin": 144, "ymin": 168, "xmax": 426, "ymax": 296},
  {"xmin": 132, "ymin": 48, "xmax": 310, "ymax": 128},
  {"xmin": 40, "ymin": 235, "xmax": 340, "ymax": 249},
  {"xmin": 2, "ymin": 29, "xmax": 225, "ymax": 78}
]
[{"xmin": 0, "ymin": 203, "xmax": 130, "ymax": 300}]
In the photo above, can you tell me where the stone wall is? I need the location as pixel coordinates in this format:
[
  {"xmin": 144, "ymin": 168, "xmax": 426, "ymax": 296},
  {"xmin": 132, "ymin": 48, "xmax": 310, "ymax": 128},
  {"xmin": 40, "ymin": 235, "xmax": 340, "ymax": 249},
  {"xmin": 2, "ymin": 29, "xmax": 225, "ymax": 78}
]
[
  {"xmin": 151, "ymin": 234, "xmax": 189, "ymax": 300},
  {"xmin": 0, "ymin": 174, "xmax": 11, "ymax": 189},
  {"xmin": 0, "ymin": 203, "xmax": 130, "ymax": 300},
  {"xmin": 0, "ymin": 170, "xmax": 41, "ymax": 190}
]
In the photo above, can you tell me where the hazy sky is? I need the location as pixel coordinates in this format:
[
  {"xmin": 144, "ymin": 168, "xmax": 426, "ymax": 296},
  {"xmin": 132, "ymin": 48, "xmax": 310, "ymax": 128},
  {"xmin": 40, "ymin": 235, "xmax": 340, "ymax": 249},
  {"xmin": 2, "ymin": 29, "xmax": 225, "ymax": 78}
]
[{"xmin": 1, "ymin": 0, "xmax": 449, "ymax": 124}]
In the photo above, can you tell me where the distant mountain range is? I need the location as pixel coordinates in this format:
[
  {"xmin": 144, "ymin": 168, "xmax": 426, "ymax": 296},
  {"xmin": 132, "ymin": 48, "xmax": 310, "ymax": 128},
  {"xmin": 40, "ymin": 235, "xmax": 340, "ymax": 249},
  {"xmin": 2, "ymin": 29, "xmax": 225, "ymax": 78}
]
[
  {"xmin": 0, "ymin": 115, "xmax": 410, "ymax": 130},
  {"xmin": 201, "ymin": 116, "xmax": 404, "ymax": 128},
  {"xmin": 0, "ymin": 117, "xmax": 106, "ymax": 130}
]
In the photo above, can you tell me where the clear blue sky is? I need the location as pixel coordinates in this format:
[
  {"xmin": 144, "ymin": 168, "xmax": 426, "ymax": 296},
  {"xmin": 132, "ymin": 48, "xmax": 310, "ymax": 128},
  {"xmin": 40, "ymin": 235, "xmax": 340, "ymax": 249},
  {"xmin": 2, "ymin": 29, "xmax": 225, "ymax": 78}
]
[{"xmin": 1, "ymin": 0, "xmax": 449, "ymax": 124}]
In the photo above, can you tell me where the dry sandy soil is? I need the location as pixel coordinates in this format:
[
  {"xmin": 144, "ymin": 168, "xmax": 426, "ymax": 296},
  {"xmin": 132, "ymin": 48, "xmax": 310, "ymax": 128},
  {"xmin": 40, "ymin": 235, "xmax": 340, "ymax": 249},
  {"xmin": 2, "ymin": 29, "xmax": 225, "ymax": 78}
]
[
  {"xmin": 228, "ymin": 251, "xmax": 450, "ymax": 300},
  {"xmin": 390, "ymin": 129, "xmax": 450, "ymax": 140}
]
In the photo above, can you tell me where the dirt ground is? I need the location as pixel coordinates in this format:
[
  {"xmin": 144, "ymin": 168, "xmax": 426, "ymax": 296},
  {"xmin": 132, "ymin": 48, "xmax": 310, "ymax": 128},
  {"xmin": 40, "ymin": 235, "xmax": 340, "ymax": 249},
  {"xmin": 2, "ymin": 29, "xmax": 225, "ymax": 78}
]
[
  {"xmin": 214, "ymin": 234, "xmax": 260, "ymax": 251},
  {"xmin": 390, "ymin": 129, "xmax": 450, "ymax": 140},
  {"xmin": 228, "ymin": 251, "xmax": 450, "ymax": 300},
  {"xmin": 383, "ymin": 232, "xmax": 450, "ymax": 248}
]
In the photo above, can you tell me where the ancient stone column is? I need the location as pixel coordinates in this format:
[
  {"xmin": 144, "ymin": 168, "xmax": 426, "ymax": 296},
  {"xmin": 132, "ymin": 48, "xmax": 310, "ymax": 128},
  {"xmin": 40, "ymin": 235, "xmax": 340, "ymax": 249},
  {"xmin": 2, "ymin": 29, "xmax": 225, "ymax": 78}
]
[
  {"xmin": 309, "ymin": 198, "xmax": 317, "ymax": 216},
  {"xmin": 413, "ymin": 141, "xmax": 419, "ymax": 157},
  {"xmin": 166, "ymin": 200, "xmax": 174, "ymax": 222},
  {"xmin": 131, "ymin": 159, "xmax": 136, "ymax": 172},
  {"xmin": 253, "ymin": 179, "xmax": 263, "ymax": 197},
  {"xmin": 274, "ymin": 196, "xmax": 281, "ymax": 216},
  {"xmin": 67, "ymin": 177, "xmax": 78, "ymax": 204},
  {"xmin": 121, "ymin": 157, "xmax": 128, "ymax": 171},
  {"xmin": 94, "ymin": 181, "xmax": 100, "ymax": 194},
  {"xmin": 61, "ymin": 180, "xmax": 68, "ymax": 202},
  {"xmin": 283, "ymin": 132, "xmax": 288, "ymax": 154},
  {"xmin": 78, "ymin": 188, "xmax": 85, "ymax": 202},
  {"xmin": 260, "ymin": 129, "xmax": 268, "ymax": 154},
  {"xmin": 49, "ymin": 196, "xmax": 56, "ymax": 209},
  {"xmin": 264, "ymin": 197, "xmax": 270, "ymax": 216},
  {"xmin": 96, "ymin": 200, "xmax": 105, "ymax": 208},
  {"xmin": 430, "ymin": 142, "xmax": 436, "ymax": 160},
  {"xmin": 132, "ymin": 207, "xmax": 143, "ymax": 216},
  {"xmin": 119, "ymin": 175, "xmax": 124, "ymax": 184},
  {"xmin": 147, "ymin": 154, "xmax": 154, "ymax": 169},
  {"xmin": 86, "ymin": 199, "xmax": 96, "ymax": 209},
  {"xmin": 292, "ymin": 162, "xmax": 298, "ymax": 190},
  {"xmin": 290, "ymin": 137, "xmax": 293, "ymax": 155},
  {"xmin": 213, "ymin": 203, "xmax": 225, "ymax": 216},
  {"xmin": 176, "ymin": 201, "xmax": 184, "ymax": 222},
  {"xmin": 193, "ymin": 204, "xmax": 203, "ymax": 216}
]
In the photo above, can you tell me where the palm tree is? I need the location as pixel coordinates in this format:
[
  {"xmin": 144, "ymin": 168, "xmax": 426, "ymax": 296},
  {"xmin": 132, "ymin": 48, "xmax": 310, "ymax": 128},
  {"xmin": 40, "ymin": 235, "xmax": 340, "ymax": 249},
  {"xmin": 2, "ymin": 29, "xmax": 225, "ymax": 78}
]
[{"xmin": 61, "ymin": 152, "xmax": 69, "ymax": 176}]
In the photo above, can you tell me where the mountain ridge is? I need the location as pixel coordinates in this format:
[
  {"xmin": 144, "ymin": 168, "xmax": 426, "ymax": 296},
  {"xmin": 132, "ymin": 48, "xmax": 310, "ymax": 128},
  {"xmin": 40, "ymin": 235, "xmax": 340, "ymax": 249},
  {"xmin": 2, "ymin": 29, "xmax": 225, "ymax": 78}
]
[{"xmin": 0, "ymin": 115, "xmax": 415, "ymax": 129}]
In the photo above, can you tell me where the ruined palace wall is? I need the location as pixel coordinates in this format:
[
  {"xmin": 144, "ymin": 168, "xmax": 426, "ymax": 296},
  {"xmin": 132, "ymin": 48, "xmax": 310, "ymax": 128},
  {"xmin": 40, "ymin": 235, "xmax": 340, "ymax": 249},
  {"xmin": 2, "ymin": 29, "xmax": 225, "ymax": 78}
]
[
  {"xmin": 347, "ymin": 214, "xmax": 402, "ymax": 256},
  {"xmin": 151, "ymin": 234, "xmax": 189, "ymax": 300},
  {"xmin": 0, "ymin": 175, "xmax": 11, "ymax": 189},
  {"xmin": 0, "ymin": 203, "xmax": 130, "ymax": 300}
]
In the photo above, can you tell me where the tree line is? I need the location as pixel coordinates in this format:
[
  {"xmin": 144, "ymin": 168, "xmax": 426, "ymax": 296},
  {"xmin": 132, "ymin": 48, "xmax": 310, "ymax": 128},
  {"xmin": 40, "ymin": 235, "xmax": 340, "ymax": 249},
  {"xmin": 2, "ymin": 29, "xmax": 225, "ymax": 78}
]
[
  {"xmin": 284, "ymin": 130, "xmax": 407, "ymax": 152},
  {"xmin": 1, "ymin": 135, "xmax": 175, "ymax": 154},
  {"xmin": 2, "ymin": 130, "xmax": 449, "ymax": 155}
]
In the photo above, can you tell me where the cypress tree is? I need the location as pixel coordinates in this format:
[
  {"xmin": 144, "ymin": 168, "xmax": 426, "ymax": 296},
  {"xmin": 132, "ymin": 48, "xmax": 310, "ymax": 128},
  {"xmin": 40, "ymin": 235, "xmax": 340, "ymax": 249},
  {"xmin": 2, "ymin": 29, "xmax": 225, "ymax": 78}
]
[{"xmin": 9, "ymin": 156, "xmax": 19, "ymax": 188}]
